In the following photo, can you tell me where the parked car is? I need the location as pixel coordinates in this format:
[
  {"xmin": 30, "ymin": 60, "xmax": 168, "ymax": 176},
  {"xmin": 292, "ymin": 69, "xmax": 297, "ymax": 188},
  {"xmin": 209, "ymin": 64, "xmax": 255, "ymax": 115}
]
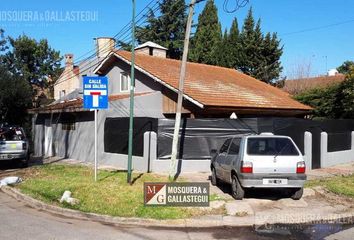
[
  {"xmin": 210, "ymin": 133, "xmax": 306, "ymax": 200},
  {"xmin": 0, "ymin": 125, "xmax": 29, "ymax": 167}
]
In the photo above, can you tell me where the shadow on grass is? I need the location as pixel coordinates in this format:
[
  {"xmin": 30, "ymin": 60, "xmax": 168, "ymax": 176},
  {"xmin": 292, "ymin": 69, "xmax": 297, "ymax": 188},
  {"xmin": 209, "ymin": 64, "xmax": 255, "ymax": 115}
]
[{"xmin": 132, "ymin": 173, "xmax": 144, "ymax": 185}]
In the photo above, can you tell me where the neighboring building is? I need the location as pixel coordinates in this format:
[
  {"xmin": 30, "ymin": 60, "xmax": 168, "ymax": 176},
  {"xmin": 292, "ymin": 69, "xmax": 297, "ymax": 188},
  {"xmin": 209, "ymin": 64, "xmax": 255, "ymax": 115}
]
[
  {"xmin": 54, "ymin": 53, "xmax": 80, "ymax": 100},
  {"xmin": 54, "ymin": 37, "xmax": 115, "ymax": 100},
  {"xmin": 283, "ymin": 72, "xmax": 346, "ymax": 95},
  {"xmin": 30, "ymin": 40, "xmax": 312, "ymax": 173}
]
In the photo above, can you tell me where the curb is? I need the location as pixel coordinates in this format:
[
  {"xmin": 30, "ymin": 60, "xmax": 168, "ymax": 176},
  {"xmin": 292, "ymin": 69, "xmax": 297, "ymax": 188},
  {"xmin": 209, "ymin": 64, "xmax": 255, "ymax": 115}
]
[{"xmin": 1, "ymin": 186, "xmax": 354, "ymax": 228}]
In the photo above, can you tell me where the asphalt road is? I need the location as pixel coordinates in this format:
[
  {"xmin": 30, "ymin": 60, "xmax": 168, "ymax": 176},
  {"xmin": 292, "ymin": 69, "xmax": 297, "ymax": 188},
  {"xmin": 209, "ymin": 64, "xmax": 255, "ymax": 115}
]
[{"xmin": 1, "ymin": 192, "xmax": 354, "ymax": 240}]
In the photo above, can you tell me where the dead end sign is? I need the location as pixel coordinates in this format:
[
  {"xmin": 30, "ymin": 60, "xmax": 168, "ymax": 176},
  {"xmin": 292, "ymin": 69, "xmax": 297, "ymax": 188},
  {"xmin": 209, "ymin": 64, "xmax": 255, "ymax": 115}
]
[{"xmin": 83, "ymin": 76, "xmax": 108, "ymax": 109}]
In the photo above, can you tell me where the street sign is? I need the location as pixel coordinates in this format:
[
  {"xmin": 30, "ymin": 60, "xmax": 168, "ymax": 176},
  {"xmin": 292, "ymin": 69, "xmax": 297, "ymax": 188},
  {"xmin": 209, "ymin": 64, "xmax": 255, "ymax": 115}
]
[
  {"xmin": 82, "ymin": 76, "xmax": 108, "ymax": 182},
  {"xmin": 83, "ymin": 76, "xmax": 108, "ymax": 109}
]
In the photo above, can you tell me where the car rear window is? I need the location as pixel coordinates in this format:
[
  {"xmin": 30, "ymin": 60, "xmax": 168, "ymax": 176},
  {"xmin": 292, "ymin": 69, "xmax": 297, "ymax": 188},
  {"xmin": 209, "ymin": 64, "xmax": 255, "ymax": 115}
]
[
  {"xmin": 0, "ymin": 127, "xmax": 25, "ymax": 141},
  {"xmin": 247, "ymin": 137, "xmax": 299, "ymax": 156}
]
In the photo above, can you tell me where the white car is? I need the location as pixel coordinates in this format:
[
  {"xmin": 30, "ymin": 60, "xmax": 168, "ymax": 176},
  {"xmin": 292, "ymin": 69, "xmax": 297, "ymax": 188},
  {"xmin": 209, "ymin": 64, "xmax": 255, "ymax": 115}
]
[
  {"xmin": 210, "ymin": 133, "xmax": 306, "ymax": 200},
  {"xmin": 0, "ymin": 126, "xmax": 29, "ymax": 167}
]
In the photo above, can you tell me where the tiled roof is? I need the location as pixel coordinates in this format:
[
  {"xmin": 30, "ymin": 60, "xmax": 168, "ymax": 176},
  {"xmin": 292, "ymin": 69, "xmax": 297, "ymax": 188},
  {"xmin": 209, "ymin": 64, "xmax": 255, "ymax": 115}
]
[
  {"xmin": 107, "ymin": 50, "xmax": 311, "ymax": 111},
  {"xmin": 283, "ymin": 74, "xmax": 346, "ymax": 95},
  {"xmin": 29, "ymin": 92, "xmax": 151, "ymax": 113}
]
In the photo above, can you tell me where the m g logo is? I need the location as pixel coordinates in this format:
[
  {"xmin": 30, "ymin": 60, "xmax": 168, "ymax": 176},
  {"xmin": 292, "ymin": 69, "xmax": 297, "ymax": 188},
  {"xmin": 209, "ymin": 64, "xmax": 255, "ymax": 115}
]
[{"xmin": 144, "ymin": 183, "xmax": 167, "ymax": 205}]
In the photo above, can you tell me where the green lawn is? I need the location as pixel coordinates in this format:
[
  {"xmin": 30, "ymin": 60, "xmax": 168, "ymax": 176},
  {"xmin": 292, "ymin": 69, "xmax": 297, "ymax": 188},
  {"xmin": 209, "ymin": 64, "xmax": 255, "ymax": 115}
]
[
  {"xmin": 305, "ymin": 174, "xmax": 354, "ymax": 198},
  {"xmin": 16, "ymin": 164, "xmax": 215, "ymax": 219}
]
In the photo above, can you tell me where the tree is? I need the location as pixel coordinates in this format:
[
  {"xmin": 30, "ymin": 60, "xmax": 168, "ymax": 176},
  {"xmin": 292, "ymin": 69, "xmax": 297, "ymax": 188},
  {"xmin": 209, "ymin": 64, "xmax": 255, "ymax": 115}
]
[
  {"xmin": 189, "ymin": 0, "xmax": 222, "ymax": 65},
  {"xmin": 337, "ymin": 60, "xmax": 354, "ymax": 75},
  {"xmin": 0, "ymin": 66, "xmax": 32, "ymax": 125},
  {"xmin": 228, "ymin": 18, "xmax": 240, "ymax": 69},
  {"xmin": 216, "ymin": 29, "xmax": 231, "ymax": 67},
  {"xmin": 238, "ymin": 8, "xmax": 283, "ymax": 83},
  {"xmin": 258, "ymin": 32, "xmax": 283, "ymax": 83},
  {"xmin": 136, "ymin": 0, "xmax": 187, "ymax": 59},
  {"xmin": 0, "ymin": 29, "xmax": 7, "ymax": 52},
  {"xmin": 1, "ymin": 34, "xmax": 62, "ymax": 91},
  {"xmin": 340, "ymin": 70, "xmax": 354, "ymax": 118},
  {"xmin": 294, "ymin": 84, "xmax": 342, "ymax": 119},
  {"xmin": 238, "ymin": 7, "xmax": 258, "ymax": 75},
  {"xmin": 294, "ymin": 68, "xmax": 354, "ymax": 119}
]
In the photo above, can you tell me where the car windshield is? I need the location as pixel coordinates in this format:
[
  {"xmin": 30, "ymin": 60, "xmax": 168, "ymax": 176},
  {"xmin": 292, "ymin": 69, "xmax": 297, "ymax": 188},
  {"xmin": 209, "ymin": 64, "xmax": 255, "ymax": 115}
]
[
  {"xmin": 247, "ymin": 137, "xmax": 299, "ymax": 156},
  {"xmin": 0, "ymin": 127, "xmax": 25, "ymax": 141}
]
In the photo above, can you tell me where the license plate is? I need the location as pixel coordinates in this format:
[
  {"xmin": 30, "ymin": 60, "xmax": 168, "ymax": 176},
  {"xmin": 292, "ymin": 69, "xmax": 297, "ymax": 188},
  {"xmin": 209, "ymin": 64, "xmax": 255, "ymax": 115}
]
[
  {"xmin": 263, "ymin": 178, "xmax": 288, "ymax": 185},
  {"xmin": 10, "ymin": 144, "xmax": 17, "ymax": 149}
]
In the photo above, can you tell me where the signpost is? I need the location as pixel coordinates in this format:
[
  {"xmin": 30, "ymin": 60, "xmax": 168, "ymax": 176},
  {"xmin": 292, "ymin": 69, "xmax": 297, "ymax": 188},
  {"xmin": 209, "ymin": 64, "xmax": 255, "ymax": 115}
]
[{"xmin": 83, "ymin": 76, "xmax": 108, "ymax": 181}]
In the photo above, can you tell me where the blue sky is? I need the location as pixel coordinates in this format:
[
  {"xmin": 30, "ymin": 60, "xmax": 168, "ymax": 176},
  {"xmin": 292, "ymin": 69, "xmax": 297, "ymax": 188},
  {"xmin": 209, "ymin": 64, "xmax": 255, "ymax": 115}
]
[{"xmin": 1, "ymin": 0, "xmax": 354, "ymax": 78}]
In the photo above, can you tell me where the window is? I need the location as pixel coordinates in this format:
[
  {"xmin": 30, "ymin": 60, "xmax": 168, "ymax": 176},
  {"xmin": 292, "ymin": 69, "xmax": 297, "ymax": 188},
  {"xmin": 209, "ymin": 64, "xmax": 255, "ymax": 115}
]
[
  {"xmin": 247, "ymin": 137, "xmax": 299, "ymax": 156},
  {"xmin": 120, "ymin": 73, "xmax": 130, "ymax": 92},
  {"xmin": 219, "ymin": 139, "xmax": 232, "ymax": 154},
  {"xmin": 62, "ymin": 123, "xmax": 75, "ymax": 131},
  {"xmin": 228, "ymin": 138, "xmax": 241, "ymax": 155},
  {"xmin": 60, "ymin": 113, "xmax": 76, "ymax": 131},
  {"xmin": 0, "ymin": 127, "xmax": 25, "ymax": 141}
]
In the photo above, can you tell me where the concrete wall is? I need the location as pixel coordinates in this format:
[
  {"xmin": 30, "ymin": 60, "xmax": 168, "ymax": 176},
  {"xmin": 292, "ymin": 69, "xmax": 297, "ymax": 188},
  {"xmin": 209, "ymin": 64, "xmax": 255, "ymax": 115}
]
[
  {"xmin": 303, "ymin": 131, "xmax": 312, "ymax": 170},
  {"xmin": 32, "ymin": 92, "xmax": 165, "ymax": 171},
  {"xmin": 143, "ymin": 131, "xmax": 211, "ymax": 174},
  {"xmin": 320, "ymin": 131, "xmax": 354, "ymax": 168}
]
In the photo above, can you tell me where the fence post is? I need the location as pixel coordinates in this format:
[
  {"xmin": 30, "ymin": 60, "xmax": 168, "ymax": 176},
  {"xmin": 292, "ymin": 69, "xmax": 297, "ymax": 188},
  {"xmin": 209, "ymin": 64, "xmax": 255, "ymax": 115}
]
[
  {"xmin": 320, "ymin": 132, "xmax": 328, "ymax": 168},
  {"xmin": 143, "ymin": 131, "xmax": 157, "ymax": 173},
  {"xmin": 304, "ymin": 131, "xmax": 312, "ymax": 170}
]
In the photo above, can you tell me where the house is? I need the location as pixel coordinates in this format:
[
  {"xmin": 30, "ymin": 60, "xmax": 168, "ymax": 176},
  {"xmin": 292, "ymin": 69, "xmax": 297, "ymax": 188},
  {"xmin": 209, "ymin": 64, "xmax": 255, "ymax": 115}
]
[
  {"xmin": 30, "ymin": 40, "xmax": 312, "ymax": 172},
  {"xmin": 283, "ymin": 71, "xmax": 346, "ymax": 95}
]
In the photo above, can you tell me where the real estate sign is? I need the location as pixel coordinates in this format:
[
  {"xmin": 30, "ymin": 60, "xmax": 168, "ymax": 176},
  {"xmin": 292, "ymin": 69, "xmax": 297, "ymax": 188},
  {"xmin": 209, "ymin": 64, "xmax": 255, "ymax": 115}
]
[
  {"xmin": 144, "ymin": 182, "xmax": 209, "ymax": 207},
  {"xmin": 83, "ymin": 76, "xmax": 108, "ymax": 109}
]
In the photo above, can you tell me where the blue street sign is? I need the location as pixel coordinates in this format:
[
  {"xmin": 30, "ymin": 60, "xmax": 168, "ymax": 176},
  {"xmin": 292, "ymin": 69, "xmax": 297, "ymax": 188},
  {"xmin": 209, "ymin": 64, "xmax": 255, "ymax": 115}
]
[{"xmin": 83, "ymin": 76, "xmax": 108, "ymax": 109}]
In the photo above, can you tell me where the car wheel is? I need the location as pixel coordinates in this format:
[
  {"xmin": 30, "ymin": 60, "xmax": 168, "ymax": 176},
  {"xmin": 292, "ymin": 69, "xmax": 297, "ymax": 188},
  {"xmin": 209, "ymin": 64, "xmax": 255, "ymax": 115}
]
[
  {"xmin": 18, "ymin": 158, "xmax": 28, "ymax": 168},
  {"xmin": 231, "ymin": 175, "xmax": 244, "ymax": 200},
  {"xmin": 211, "ymin": 167, "xmax": 218, "ymax": 186},
  {"xmin": 291, "ymin": 187, "xmax": 303, "ymax": 200}
]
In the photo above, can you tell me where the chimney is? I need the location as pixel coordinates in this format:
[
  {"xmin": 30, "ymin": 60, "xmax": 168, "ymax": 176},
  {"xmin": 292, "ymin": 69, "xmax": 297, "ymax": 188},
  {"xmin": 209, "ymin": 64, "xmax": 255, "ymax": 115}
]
[
  {"xmin": 95, "ymin": 37, "xmax": 116, "ymax": 59},
  {"xmin": 135, "ymin": 41, "xmax": 167, "ymax": 58},
  {"xmin": 65, "ymin": 54, "xmax": 74, "ymax": 69}
]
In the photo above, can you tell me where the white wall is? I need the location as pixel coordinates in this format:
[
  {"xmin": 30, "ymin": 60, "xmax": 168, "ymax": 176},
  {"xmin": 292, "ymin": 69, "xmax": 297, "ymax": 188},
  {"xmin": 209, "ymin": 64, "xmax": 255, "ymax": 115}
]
[
  {"xmin": 304, "ymin": 131, "xmax": 312, "ymax": 170},
  {"xmin": 320, "ymin": 131, "xmax": 354, "ymax": 168}
]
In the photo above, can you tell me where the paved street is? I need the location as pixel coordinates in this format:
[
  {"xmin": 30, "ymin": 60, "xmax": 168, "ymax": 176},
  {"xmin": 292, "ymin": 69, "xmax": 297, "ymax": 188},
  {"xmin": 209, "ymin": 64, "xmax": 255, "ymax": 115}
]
[{"xmin": 0, "ymin": 191, "xmax": 353, "ymax": 240}]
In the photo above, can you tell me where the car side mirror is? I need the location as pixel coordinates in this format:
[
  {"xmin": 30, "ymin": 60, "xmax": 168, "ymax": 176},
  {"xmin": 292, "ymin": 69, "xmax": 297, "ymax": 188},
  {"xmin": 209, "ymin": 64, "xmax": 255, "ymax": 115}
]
[{"xmin": 210, "ymin": 149, "xmax": 218, "ymax": 156}]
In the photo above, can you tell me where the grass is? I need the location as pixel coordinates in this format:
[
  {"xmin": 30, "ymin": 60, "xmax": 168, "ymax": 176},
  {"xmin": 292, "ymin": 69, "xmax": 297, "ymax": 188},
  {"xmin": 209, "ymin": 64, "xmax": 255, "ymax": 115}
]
[
  {"xmin": 16, "ymin": 164, "xmax": 214, "ymax": 219},
  {"xmin": 305, "ymin": 174, "xmax": 354, "ymax": 198}
]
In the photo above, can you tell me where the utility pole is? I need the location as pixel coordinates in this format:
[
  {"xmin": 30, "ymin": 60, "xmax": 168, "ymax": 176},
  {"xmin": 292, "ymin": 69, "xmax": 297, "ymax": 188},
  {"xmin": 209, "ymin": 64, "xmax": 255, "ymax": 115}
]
[
  {"xmin": 127, "ymin": 0, "xmax": 136, "ymax": 184},
  {"xmin": 169, "ymin": 0, "xmax": 196, "ymax": 179}
]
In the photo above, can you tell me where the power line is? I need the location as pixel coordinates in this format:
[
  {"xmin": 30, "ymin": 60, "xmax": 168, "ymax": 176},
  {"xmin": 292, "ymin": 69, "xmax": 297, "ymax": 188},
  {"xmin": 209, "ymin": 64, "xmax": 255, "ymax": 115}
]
[
  {"xmin": 223, "ymin": 0, "xmax": 249, "ymax": 13},
  {"xmin": 281, "ymin": 19, "xmax": 354, "ymax": 37},
  {"xmin": 67, "ymin": 0, "xmax": 159, "ymax": 66},
  {"xmin": 54, "ymin": 0, "xmax": 160, "ymax": 85},
  {"xmin": 53, "ymin": 1, "xmax": 161, "ymax": 87}
]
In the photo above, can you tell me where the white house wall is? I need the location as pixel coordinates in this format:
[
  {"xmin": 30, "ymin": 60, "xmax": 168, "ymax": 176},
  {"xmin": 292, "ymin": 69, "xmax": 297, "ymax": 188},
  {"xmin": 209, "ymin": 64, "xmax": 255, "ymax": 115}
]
[{"xmin": 320, "ymin": 131, "xmax": 354, "ymax": 168}]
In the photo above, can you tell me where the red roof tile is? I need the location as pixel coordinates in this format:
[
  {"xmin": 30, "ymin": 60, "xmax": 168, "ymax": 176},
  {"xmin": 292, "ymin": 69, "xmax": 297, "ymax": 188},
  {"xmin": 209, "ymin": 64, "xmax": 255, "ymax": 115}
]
[
  {"xmin": 283, "ymin": 74, "xmax": 346, "ymax": 95},
  {"xmin": 29, "ymin": 92, "xmax": 151, "ymax": 113},
  {"xmin": 111, "ymin": 50, "xmax": 311, "ymax": 111}
]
